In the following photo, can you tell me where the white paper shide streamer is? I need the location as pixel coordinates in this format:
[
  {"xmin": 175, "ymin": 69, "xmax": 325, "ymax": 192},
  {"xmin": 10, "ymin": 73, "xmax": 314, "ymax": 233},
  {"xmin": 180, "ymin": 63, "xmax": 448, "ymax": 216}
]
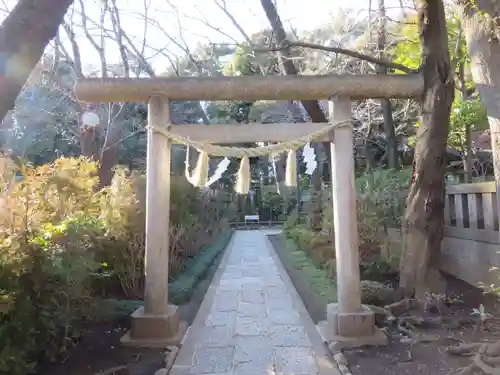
[
  {"xmin": 271, "ymin": 154, "xmax": 280, "ymax": 195},
  {"xmin": 206, "ymin": 157, "xmax": 230, "ymax": 187},
  {"xmin": 185, "ymin": 146, "xmax": 230, "ymax": 188},
  {"xmin": 302, "ymin": 143, "xmax": 317, "ymax": 175}
]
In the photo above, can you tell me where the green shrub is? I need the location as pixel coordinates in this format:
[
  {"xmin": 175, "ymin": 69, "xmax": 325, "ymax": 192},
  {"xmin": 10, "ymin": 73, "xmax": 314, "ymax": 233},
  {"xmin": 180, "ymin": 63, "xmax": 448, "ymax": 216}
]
[
  {"xmin": 0, "ymin": 157, "xmax": 232, "ymax": 374},
  {"xmin": 285, "ymin": 168, "xmax": 410, "ymax": 265},
  {"xmin": 355, "ymin": 168, "xmax": 411, "ymax": 229},
  {"xmin": 355, "ymin": 169, "xmax": 410, "ymax": 258},
  {"xmin": 360, "ymin": 280, "xmax": 398, "ymax": 306},
  {"xmin": 283, "ymin": 210, "xmax": 300, "ymax": 237},
  {"xmin": 361, "ymin": 257, "xmax": 397, "ymax": 279},
  {"xmin": 95, "ymin": 169, "xmax": 231, "ymax": 298},
  {"xmin": 0, "ymin": 157, "xmax": 102, "ymax": 374},
  {"xmin": 282, "ymin": 238, "xmax": 336, "ymax": 305},
  {"xmin": 285, "ymin": 224, "xmax": 330, "ymax": 265}
]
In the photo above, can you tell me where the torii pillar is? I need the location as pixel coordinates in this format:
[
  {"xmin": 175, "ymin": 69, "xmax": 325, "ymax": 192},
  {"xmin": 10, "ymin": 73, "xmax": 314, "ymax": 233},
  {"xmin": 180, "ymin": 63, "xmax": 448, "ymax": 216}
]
[
  {"xmin": 317, "ymin": 96, "xmax": 388, "ymax": 350},
  {"xmin": 121, "ymin": 96, "xmax": 185, "ymax": 347}
]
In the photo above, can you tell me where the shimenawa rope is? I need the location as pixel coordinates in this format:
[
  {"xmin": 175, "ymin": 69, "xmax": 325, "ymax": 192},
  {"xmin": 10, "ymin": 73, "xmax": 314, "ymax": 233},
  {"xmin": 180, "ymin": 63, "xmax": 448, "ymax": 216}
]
[
  {"xmin": 147, "ymin": 119, "xmax": 352, "ymax": 194},
  {"xmin": 148, "ymin": 120, "xmax": 351, "ymax": 158}
]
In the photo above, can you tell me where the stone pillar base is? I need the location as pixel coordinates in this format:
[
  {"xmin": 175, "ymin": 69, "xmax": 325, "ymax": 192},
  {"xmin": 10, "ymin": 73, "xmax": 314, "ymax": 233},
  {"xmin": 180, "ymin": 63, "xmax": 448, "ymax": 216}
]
[
  {"xmin": 316, "ymin": 303, "xmax": 388, "ymax": 350},
  {"xmin": 121, "ymin": 305, "xmax": 187, "ymax": 348}
]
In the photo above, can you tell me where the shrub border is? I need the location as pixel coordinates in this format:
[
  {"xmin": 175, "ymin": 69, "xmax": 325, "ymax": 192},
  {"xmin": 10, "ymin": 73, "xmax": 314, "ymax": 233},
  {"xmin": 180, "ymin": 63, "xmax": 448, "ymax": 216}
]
[
  {"xmin": 168, "ymin": 229, "xmax": 234, "ymax": 305},
  {"xmin": 268, "ymin": 234, "xmax": 336, "ymax": 323}
]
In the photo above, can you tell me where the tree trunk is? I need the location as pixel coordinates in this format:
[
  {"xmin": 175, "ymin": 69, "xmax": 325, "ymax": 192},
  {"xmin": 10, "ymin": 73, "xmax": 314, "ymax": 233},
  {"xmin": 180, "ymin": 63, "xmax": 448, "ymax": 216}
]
[
  {"xmin": 0, "ymin": 0, "xmax": 74, "ymax": 123},
  {"xmin": 463, "ymin": 122, "xmax": 473, "ymax": 183},
  {"xmin": 456, "ymin": 21, "xmax": 474, "ymax": 183},
  {"xmin": 458, "ymin": 56, "xmax": 474, "ymax": 183},
  {"xmin": 399, "ymin": 0, "xmax": 455, "ymax": 299},
  {"xmin": 80, "ymin": 125, "xmax": 98, "ymax": 159},
  {"xmin": 309, "ymin": 154, "xmax": 323, "ymax": 232},
  {"xmin": 259, "ymin": 0, "xmax": 328, "ymax": 126},
  {"xmin": 460, "ymin": 0, "xmax": 500, "ymax": 207},
  {"xmin": 260, "ymin": 0, "xmax": 329, "ymax": 231},
  {"xmin": 377, "ymin": 0, "xmax": 398, "ymax": 169},
  {"xmin": 98, "ymin": 119, "xmax": 123, "ymax": 188}
]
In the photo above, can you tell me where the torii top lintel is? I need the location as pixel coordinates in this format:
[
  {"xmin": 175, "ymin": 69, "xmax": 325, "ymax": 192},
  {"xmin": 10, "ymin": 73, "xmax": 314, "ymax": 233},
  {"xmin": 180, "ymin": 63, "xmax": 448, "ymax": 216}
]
[{"xmin": 74, "ymin": 74, "xmax": 424, "ymax": 103}]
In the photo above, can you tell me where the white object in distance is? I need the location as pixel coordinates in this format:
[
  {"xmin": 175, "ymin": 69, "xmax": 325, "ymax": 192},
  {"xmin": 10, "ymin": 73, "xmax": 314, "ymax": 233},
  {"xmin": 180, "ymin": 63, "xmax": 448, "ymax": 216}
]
[{"xmin": 81, "ymin": 111, "xmax": 100, "ymax": 126}]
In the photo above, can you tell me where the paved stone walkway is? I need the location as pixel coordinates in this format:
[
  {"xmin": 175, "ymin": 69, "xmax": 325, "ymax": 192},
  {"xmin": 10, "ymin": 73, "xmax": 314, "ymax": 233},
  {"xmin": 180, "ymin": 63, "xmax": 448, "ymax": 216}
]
[{"xmin": 170, "ymin": 230, "xmax": 339, "ymax": 375}]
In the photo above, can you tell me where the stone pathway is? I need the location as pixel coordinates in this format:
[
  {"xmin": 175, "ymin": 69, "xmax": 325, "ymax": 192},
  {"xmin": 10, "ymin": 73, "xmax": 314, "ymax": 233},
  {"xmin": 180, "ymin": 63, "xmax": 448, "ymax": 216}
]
[{"xmin": 170, "ymin": 230, "xmax": 340, "ymax": 375}]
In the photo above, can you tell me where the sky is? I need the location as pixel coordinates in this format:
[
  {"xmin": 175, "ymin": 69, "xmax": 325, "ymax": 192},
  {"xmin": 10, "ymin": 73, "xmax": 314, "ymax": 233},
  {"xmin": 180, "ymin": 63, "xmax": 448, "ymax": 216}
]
[
  {"xmin": 1, "ymin": 0, "xmax": 415, "ymax": 75},
  {"xmin": 118, "ymin": 0, "xmax": 412, "ymax": 45}
]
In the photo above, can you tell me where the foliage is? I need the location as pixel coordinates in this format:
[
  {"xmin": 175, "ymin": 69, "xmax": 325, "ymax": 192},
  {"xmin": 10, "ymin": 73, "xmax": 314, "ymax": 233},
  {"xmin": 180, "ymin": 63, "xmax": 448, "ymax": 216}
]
[
  {"xmin": 449, "ymin": 96, "xmax": 488, "ymax": 149},
  {"xmin": 285, "ymin": 223, "xmax": 332, "ymax": 269},
  {"xmin": 85, "ymin": 298, "xmax": 144, "ymax": 323},
  {"xmin": 355, "ymin": 168, "xmax": 412, "ymax": 228},
  {"xmin": 224, "ymin": 46, "xmax": 262, "ymax": 76},
  {"xmin": 92, "ymin": 168, "xmax": 146, "ymax": 298},
  {"xmin": 392, "ymin": 10, "xmax": 489, "ymax": 155},
  {"xmin": 281, "ymin": 237, "xmax": 336, "ymax": 306},
  {"xmin": 360, "ymin": 257, "xmax": 398, "ymax": 280},
  {"xmin": 392, "ymin": 12, "xmax": 469, "ymax": 73},
  {"xmin": 259, "ymin": 190, "xmax": 296, "ymax": 221},
  {"xmin": 284, "ymin": 169, "xmax": 411, "ymax": 270},
  {"xmin": 471, "ymin": 303, "xmax": 492, "ymax": 322},
  {"xmin": 169, "ymin": 230, "xmax": 233, "ymax": 305},
  {"xmin": 323, "ymin": 169, "xmax": 411, "ymax": 251},
  {"xmin": 360, "ymin": 280, "xmax": 398, "ymax": 306},
  {"xmin": 205, "ymin": 100, "xmax": 255, "ymax": 124},
  {"xmin": 0, "ymin": 157, "xmax": 102, "ymax": 374},
  {"xmin": 0, "ymin": 156, "xmax": 230, "ymax": 374},
  {"xmin": 356, "ymin": 168, "xmax": 409, "ymax": 258}
]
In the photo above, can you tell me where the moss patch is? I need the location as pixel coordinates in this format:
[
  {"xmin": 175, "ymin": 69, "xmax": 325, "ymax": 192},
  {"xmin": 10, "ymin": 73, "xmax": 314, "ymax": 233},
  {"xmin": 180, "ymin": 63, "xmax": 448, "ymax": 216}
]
[{"xmin": 282, "ymin": 237, "xmax": 336, "ymax": 306}]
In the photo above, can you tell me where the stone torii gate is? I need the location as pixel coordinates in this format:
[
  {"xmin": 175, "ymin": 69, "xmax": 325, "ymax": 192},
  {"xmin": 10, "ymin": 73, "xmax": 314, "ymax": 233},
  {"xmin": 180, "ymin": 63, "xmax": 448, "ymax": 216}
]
[{"xmin": 74, "ymin": 74, "xmax": 423, "ymax": 348}]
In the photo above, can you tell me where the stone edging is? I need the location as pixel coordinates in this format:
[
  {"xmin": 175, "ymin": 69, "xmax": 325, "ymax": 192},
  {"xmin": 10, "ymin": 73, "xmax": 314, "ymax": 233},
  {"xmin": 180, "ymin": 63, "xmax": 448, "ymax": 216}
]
[
  {"xmin": 166, "ymin": 231, "xmax": 238, "ymax": 375},
  {"xmin": 153, "ymin": 346, "xmax": 180, "ymax": 375},
  {"xmin": 331, "ymin": 350, "xmax": 352, "ymax": 375}
]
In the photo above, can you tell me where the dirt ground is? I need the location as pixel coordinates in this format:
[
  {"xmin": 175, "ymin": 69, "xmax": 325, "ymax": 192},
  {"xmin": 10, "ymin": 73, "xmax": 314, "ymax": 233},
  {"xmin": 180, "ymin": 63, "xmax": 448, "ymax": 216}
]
[
  {"xmin": 344, "ymin": 316, "xmax": 500, "ymax": 375},
  {"xmin": 37, "ymin": 250, "xmax": 225, "ymax": 375},
  {"xmin": 268, "ymin": 234, "xmax": 500, "ymax": 375}
]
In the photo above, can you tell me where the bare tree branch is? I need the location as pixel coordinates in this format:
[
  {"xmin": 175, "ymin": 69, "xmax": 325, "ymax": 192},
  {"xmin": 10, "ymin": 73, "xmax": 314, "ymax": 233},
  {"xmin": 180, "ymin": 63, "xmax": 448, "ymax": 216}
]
[
  {"xmin": 213, "ymin": 0, "xmax": 254, "ymax": 43},
  {"xmin": 109, "ymin": 0, "xmax": 130, "ymax": 77},
  {"xmin": 140, "ymin": 0, "xmax": 152, "ymax": 56},
  {"xmin": 77, "ymin": 13, "xmax": 155, "ymax": 77},
  {"xmin": 147, "ymin": 11, "xmax": 221, "ymax": 77},
  {"xmin": 101, "ymin": 128, "xmax": 145, "ymax": 153},
  {"xmin": 78, "ymin": 0, "xmax": 107, "ymax": 77},
  {"xmin": 189, "ymin": 6, "xmax": 240, "ymax": 44},
  {"xmin": 258, "ymin": 40, "xmax": 418, "ymax": 74},
  {"xmin": 61, "ymin": 21, "xmax": 83, "ymax": 78}
]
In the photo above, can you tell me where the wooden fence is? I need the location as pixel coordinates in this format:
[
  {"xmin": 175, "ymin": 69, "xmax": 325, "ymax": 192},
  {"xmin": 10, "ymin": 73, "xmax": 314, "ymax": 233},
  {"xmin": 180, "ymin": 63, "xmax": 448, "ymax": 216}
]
[
  {"xmin": 387, "ymin": 181, "xmax": 500, "ymax": 289},
  {"xmin": 440, "ymin": 182, "xmax": 500, "ymax": 289},
  {"xmin": 444, "ymin": 182, "xmax": 499, "ymax": 243}
]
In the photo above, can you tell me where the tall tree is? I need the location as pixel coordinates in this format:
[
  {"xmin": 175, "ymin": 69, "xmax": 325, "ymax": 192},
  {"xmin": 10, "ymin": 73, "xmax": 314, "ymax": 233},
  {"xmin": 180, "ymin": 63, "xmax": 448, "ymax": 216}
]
[
  {"xmin": 399, "ymin": 0, "xmax": 455, "ymax": 298},
  {"xmin": 459, "ymin": 0, "xmax": 500, "ymax": 198},
  {"xmin": 0, "ymin": 0, "xmax": 73, "ymax": 124},
  {"xmin": 376, "ymin": 0, "xmax": 398, "ymax": 169},
  {"xmin": 392, "ymin": 11, "xmax": 482, "ymax": 179}
]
